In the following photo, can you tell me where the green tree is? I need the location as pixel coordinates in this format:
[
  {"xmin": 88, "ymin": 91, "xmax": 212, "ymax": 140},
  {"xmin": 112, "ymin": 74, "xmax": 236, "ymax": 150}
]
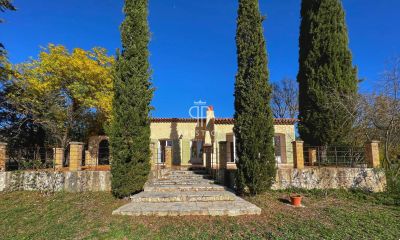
[
  {"xmin": 0, "ymin": 49, "xmax": 11, "ymax": 82},
  {"xmin": 234, "ymin": 0, "xmax": 276, "ymax": 195},
  {"xmin": 108, "ymin": 0, "xmax": 153, "ymax": 198},
  {"xmin": 3, "ymin": 45, "xmax": 114, "ymax": 148},
  {"xmin": 0, "ymin": 0, "xmax": 15, "ymax": 13},
  {"xmin": 297, "ymin": 0, "xmax": 358, "ymax": 146}
]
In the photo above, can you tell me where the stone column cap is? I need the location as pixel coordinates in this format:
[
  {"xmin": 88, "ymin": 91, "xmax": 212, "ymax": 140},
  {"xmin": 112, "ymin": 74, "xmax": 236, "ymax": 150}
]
[
  {"xmin": 292, "ymin": 140, "xmax": 304, "ymax": 144},
  {"xmin": 367, "ymin": 140, "xmax": 381, "ymax": 144}
]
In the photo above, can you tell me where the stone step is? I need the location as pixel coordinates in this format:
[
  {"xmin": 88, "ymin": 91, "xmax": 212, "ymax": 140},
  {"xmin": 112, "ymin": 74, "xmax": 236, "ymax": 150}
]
[
  {"xmin": 113, "ymin": 197, "xmax": 262, "ymax": 216},
  {"xmin": 144, "ymin": 184, "xmax": 226, "ymax": 192},
  {"xmin": 149, "ymin": 179, "xmax": 215, "ymax": 185},
  {"xmin": 157, "ymin": 174, "xmax": 211, "ymax": 180},
  {"xmin": 130, "ymin": 191, "xmax": 236, "ymax": 203},
  {"xmin": 162, "ymin": 170, "xmax": 207, "ymax": 176},
  {"xmin": 171, "ymin": 165, "xmax": 206, "ymax": 171}
]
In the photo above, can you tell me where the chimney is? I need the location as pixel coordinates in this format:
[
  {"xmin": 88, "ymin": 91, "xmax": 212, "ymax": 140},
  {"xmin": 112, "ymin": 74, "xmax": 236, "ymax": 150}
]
[
  {"xmin": 206, "ymin": 106, "xmax": 215, "ymax": 125},
  {"xmin": 204, "ymin": 106, "xmax": 215, "ymax": 146}
]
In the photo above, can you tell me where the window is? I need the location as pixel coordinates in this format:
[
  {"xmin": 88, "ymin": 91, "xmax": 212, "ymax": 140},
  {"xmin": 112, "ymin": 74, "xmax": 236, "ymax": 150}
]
[
  {"xmin": 98, "ymin": 140, "xmax": 110, "ymax": 165},
  {"xmin": 191, "ymin": 140, "xmax": 203, "ymax": 159},
  {"xmin": 274, "ymin": 134, "xmax": 287, "ymax": 164},
  {"xmin": 230, "ymin": 142, "xmax": 235, "ymax": 163},
  {"xmin": 158, "ymin": 140, "xmax": 173, "ymax": 164}
]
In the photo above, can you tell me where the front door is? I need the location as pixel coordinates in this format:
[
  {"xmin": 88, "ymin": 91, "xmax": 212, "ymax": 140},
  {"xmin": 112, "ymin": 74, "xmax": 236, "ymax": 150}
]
[
  {"xmin": 159, "ymin": 140, "xmax": 173, "ymax": 166},
  {"xmin": 204, "ymin": 146, "xmax": 212, "ymax": 169},
  {"xmin": 190, "ymin": 140, "xmax": 204, "ymax": 165}
]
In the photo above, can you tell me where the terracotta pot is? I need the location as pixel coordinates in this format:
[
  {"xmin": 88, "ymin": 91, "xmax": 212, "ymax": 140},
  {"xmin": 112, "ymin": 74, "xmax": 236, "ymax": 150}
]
[{"xmin": 290, "ymin": 195, "xmax": 303, "ymax": 207}]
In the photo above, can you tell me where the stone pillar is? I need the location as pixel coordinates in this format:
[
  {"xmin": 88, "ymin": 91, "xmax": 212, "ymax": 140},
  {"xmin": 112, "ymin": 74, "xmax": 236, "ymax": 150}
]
[
  {"xmin": 69, "ymin": 142, "xmax": 84, "ymax": 171},
  {"xmin": 211, "ymin": 144, "xmax": 218, "ymax": 170},
  {"xmin": 308, "ymin": 148, "xmax": 317, "ymax": 166},
  {"xmin": 365, "ymin": 141, "xmax": 380, "ymax": 168},
  {"xmin": 150, "ymin": 141, "xmax": 157, "ymax": 169},
  {"xmin": 53, "ymin": 148, "xmax": 64, "ymax": 170},
  {"xmin": 0, "ymin": 143, "xmax": 8, "ymax": 172},
  {"xmin": 85, "ymin": 150, "xmax": 93, "ymax": 167},
  {"xmin": 204, "ymin": 146, "xmax": 212, "ymax": 170},
  {"xmin": 164, "ymin": 146, "xmax": 173, "ymax": 168},
  {"xmin": 219, "ymin": 142, "xmax": 227, "ymax": 170},
  {"xmin": 292, "ymin": 141, "xmax": 304, "ymax": 169},
  {"xmin": 202, "ymin": 148, "xmax": 207, "ymax": 167}
]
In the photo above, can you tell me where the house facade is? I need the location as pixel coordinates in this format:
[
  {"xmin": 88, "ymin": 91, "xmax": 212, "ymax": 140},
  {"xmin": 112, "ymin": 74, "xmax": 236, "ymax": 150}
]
[
  {"xmin": 149, "ymin": 107, "xmax": 296, "ymax": 170},
  {"xmin": 88, "ymin": 107, "xmax": 296, "ymax": 170}
]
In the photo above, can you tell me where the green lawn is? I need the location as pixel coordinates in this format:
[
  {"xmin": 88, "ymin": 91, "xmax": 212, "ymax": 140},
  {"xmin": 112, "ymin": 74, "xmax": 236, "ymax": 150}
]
[{"xmin": 0, "ymin": 190, "xmax": 399, "ymax": 240}]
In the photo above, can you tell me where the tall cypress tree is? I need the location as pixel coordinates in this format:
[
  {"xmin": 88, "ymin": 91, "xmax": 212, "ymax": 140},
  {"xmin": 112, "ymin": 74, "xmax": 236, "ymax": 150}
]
[
  {"xmin": 109, "ymin": 0, "xmax": 153, "ymax": 198},
  {"xmin": 234, "ymin": 0, "xmax": 276, "ymax": 195},
  {"xmin": 297, "ymin": 0, "xmax": 358, "ymax": 146}
]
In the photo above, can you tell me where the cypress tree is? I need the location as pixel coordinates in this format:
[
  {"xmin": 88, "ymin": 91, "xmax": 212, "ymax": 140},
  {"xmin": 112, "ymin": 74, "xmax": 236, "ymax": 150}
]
[
  {"xmin": 234, "ymin": 0, "xmax": 276, "ymax": 195},
  {"xmin": 297, "ymin": 0, "xmax": 358, "ymax": 146},
  {"xmin": 109, "ymin": 0, "xmax": 153, "ymax": 198}
]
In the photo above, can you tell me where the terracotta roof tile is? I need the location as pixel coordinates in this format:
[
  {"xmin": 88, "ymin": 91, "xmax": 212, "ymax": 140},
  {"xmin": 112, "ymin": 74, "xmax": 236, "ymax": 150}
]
[
  {"xmin": 151, "ymin": 118, "xmax": 205, "ymax": 123},
  {"xmin": 214, "ymin": 118, "xmax": 298, "ymax": 125},
  {"xmin": 151, "ymin": 118, "xmax": 297, "ymax": 125}
]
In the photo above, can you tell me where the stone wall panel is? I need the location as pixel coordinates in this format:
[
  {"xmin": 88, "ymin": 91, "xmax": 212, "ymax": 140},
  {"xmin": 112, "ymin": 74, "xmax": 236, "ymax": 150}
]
[
  {"xmin": 0, "ymin": 171, "xmax": 111, "ymax": 192},
  {"xmin": 0, "ymin": 168, "xmax": 386, "ymax": 193}
]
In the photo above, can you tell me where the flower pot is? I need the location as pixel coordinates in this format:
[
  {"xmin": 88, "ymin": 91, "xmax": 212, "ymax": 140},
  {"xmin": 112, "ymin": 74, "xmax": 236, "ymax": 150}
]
[{"xmin": 290, "ymin": 195, "xmax": 303, "ymax": 207}]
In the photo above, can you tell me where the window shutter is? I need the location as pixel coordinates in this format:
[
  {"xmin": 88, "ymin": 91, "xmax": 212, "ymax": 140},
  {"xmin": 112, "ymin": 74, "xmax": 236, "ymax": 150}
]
[{"xmin": 181, "ymin": 139, "xmax": 191, "ymax": 165}]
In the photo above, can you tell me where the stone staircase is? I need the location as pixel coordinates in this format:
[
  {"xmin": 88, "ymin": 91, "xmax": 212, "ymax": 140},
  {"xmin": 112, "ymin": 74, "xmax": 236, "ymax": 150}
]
[{"xmin": 112, "ymin": 169, "xmax": 261, "ymax": 216}]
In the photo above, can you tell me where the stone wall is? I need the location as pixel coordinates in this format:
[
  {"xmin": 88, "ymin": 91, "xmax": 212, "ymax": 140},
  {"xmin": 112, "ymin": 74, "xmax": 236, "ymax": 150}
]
[
  {"xmin": 0, "ymin": 167, "xmax": 386, "ymax": 193},
  {"xmin": 274, "ymin": 167, "xmax": 387, "ymax": 192},
  {"xmin": 0, "ymin": 171, "xmax": 111, "ymax": 192},
  {"xmin": 225, "ymin": 167, "xmax": 387, "ymax": 192}
]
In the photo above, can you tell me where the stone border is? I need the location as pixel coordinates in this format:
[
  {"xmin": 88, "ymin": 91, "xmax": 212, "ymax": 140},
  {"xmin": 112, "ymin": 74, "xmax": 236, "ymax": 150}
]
[
  {"xmin": 0, "ymin": 167, "xmax": 386, "ymax": 193},
  {"xmin": 272, "ymin": 167, "xmax": 387, "ymax": 192},
  {"xmin": 0, "ymin": 171, "xmax": 111, "ymax": 192}
]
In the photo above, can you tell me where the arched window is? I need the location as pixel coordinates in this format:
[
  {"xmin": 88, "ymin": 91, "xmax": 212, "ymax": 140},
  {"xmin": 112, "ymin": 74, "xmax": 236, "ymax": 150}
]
[{"xmin": 98, "ymin": 140, "xmax": 110, "ymax": 165}]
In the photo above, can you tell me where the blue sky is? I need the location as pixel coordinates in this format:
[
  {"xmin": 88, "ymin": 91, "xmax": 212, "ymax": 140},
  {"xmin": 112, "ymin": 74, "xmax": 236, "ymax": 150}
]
[{"xmin": 1, "ymin": 0, "xmax": 399, "ymax": 118}]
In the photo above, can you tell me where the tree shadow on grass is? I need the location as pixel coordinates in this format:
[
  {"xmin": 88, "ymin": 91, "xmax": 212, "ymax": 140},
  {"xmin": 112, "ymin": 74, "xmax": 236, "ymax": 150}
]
[{"xmin": 278, "ymin": 198, "xmax": 291, "ymax": 204}]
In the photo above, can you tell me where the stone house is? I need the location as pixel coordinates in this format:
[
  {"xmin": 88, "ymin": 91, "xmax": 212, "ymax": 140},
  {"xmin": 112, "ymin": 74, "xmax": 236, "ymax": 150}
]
[{"xmin": 88, "ymin": 107, "xmax": 297, "ymax": 169}]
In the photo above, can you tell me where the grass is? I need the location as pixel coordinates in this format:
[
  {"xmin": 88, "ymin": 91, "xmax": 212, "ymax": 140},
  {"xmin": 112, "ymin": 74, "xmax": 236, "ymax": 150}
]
[{"xmin": 0, "ymin": 190, "xmax": 399, "ymax": 240}]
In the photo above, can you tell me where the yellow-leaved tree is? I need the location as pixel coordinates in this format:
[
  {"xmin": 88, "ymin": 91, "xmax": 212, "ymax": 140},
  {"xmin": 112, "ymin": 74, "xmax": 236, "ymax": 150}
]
[{"xmin": 8, "ymin": 44, "xmax": 114, "ymax": 148}]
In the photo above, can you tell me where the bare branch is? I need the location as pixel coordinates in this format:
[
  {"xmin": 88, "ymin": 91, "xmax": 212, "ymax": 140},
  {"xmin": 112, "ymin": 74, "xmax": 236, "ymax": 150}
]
[{"xmin": 271, "ymin": 78, "xmax": 298, "ymax": 119}]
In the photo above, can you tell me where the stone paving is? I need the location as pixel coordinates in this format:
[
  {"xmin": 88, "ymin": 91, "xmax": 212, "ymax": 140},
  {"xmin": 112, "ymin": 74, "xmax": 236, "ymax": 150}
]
[{"xmin": 112, "ymin": 169, "xmax": 261, "ymax": 216}]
